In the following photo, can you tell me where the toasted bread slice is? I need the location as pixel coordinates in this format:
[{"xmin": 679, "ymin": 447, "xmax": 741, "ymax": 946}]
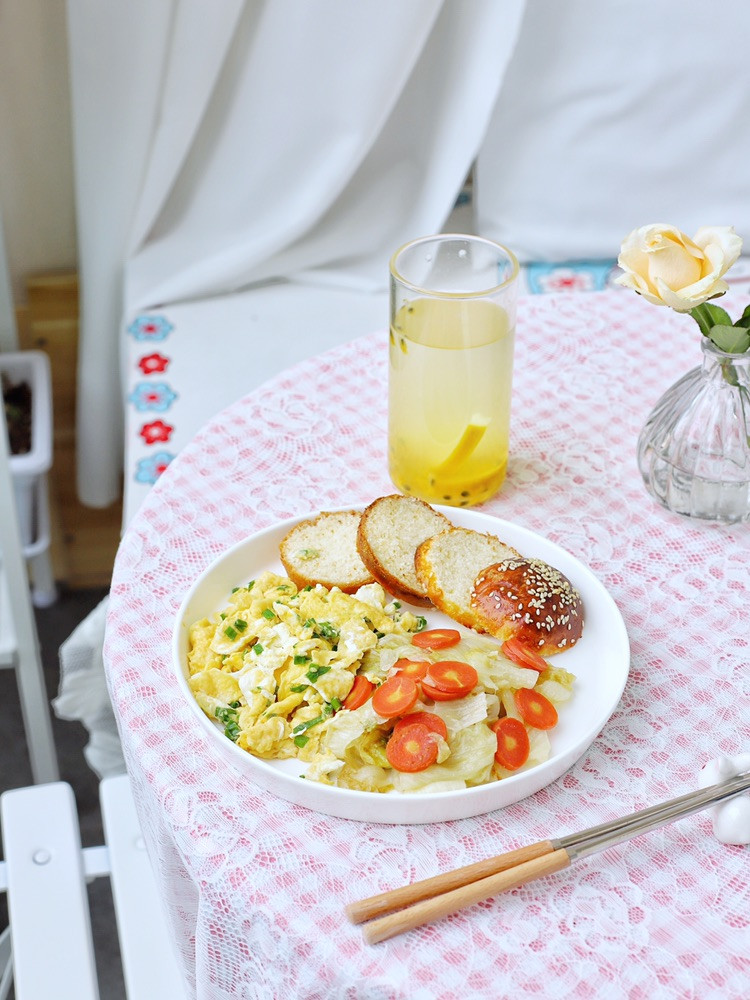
[
  {"xmin": 356, "ymin": 495, "xmax": 451, "ymax": 607},
  {"xmin": 279, "ymin": 510, "xmax": 374, "ymax": 593},
  {"xmin": 414, "ymin": 527, "xmax": 522, "ymax": 629}
]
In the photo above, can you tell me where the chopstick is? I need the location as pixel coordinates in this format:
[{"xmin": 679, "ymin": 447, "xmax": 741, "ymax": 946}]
[{"xmin": 347, "ymin": 770, "xmax": 750, "ymax": 944}]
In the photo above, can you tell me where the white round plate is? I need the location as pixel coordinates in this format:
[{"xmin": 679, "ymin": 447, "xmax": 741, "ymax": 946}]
[{"xmin": 173, "ymin": 506, "xmax": 629, "ymax": 824}]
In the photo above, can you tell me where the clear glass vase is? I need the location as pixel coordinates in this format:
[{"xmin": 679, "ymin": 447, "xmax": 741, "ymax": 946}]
[{"xmin": 637, "ymin": 339, "xmax": 750, "ymax": 523}]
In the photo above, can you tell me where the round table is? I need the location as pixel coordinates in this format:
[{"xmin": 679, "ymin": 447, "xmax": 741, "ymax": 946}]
[{"xmin": 104, "ymin": 289, "xmax": 750, "ymax": 1000}]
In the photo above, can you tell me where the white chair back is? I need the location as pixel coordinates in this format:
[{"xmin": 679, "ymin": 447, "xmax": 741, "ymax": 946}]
[{"xmin": 0, "ymin": 775, "xmax": 188, "ymax": 1000}]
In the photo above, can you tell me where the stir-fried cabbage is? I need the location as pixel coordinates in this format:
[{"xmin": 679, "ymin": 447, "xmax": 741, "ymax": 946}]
[
  {"xmin": 311, "ymin": 630, "xmax": 576, "ymax": 794},
  {"xmin": 393, "ymin": 723, "xmax": 497, "ymax": 792}
]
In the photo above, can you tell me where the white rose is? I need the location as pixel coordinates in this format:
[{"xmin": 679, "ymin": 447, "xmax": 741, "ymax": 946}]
[{"xmin": 615, "ymin": 224, "xmax": 742, "ymax": 312}]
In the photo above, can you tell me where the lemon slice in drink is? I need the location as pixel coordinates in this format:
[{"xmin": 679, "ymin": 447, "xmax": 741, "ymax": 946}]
[{"xmin": 435, "ymin": 415, "xmax": 491, "ymax": 473}]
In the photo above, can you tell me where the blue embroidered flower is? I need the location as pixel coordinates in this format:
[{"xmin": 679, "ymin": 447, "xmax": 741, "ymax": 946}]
[
  {"xmin": 134, "ymin": 451, "xmax": 175, "ymax": 484},
  {"xmin": 128, "ymin": 315, "xmax": 174, "ymax": 342},
  {"xmin": 128, "ymin": 382, "xmax": 178, "ymax": 411}
]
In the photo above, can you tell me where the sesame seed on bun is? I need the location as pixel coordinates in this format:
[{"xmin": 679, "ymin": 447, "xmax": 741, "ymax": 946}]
[{"xmin": 470, "ymin": 557, "xmax": 584, "ymax": 655}]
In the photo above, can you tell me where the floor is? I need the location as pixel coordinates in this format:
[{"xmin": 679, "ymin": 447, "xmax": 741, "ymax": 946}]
[{"xmin": 0, "ymin": 585, "xmax": 126, "ymax": 1000}]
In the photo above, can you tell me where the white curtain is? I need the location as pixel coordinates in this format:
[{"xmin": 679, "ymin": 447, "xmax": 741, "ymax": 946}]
[{"xmin": 67, "ymin": 0, "xmax": 526, "ymax": 508}]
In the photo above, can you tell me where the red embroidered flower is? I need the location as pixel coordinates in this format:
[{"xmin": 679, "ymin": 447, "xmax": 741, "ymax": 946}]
[
  {"xmin": 139, "ymin": 419, "xmax": 174, "ymax": 445},
  {"xmin": 138, "ymin": 353, "xmax": 170, "ymax": 375}
]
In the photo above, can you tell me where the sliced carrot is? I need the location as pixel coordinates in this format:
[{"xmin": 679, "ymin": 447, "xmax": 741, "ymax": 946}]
[
  {"xmin": 386, "ymin": 723, "xmax": 439, "ymax": 772},
  {"xmin": 342, "ymin": 675, "xmax": 374, "ymax": 711},
  {"xmin": 501, "ymin": 638, "xmax": 548, "ymax": 673},
  {"xmin": 421, "ymin": 680, "xmax": 474, "ymax": 702},
  {"xmin": 492, "ymin": 716, "xmax": 530, "ymax": 769},
  {"xmin": 411, "ymin": 628, "xmax": 461, "ymax": 650},
  {"xmin": 393, "ymin": 711, "xmax": 448, "ymax": 741},
  {"xmin": 423, "ymin": 660, "xmax": 478, "ymax": 693},
  {"xmin": 514, "ymin": 687, "xmax": 558, "ymax": 730},
  {"xmin": 372, "ymin": 675, "xmax": 419, "ymax": 719},
  {"xmin": 393, "ymin": 658, "xmax": 430, "ymax": 681}
]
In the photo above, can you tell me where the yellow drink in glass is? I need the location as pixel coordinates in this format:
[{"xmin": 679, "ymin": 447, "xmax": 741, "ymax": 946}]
[
  {"xmin": 388, "ymin": 235, "xmax": 519, "ymax": 507},
  {"xmin": 389, "ymin": 297, "xmax": 514, "ymax": 505}
]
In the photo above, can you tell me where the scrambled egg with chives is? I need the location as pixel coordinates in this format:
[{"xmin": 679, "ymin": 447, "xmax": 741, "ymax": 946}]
[
  {"xmin": 187, "ymin": 571, "xmax": 423, "ymax": 763},
  {"xmin": 187, "ymin": 571, "xmax": 576, "ymax": 794}
]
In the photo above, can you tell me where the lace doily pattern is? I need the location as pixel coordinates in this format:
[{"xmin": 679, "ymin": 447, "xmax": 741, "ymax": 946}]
[{"xmin": 105, "ymin": 290, "xmax": 750, "ymax": 999}]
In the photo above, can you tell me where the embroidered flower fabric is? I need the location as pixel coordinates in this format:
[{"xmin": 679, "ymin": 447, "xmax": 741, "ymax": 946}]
[
  {"xmin": 121, "ymin": 259, "xmax": 625, "ymax": 520},
  {"xmin": 105, "ymin": 289, "xmax": 750, "ymax": 999}
]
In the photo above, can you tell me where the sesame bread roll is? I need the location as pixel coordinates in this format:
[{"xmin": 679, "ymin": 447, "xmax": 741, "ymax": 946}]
[{"xmin": 470, "ymin": 557, "xmax": 584, "ymax": 655}]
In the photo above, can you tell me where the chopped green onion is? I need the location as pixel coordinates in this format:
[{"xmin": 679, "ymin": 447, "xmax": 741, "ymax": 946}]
[
  {"xmin": 291, "ymin": 714, "xmax": 326, "ymax": 735},
  {"xmin": 224, "ymin": 625, "xmax": 238, "ymax": 640},
  {"xmin": 262, "ymin": 608, "xmax": 276, "ymax": 621},
  {"xmin": 253, "ymin": 643, "xmax": 263, "ymax": 655},
  {"xmin": 415, "ymin": 616, "xmax": 427, "ymax": 631},
  {"xmin": 231, "ymin": 587, "xmax": 240, "ymax": 593},
  {"xmin": 293, "ymin": 734, "xmax": 310, "ymax": 748},
  {"xmin": 293, "ymin": 654, "xmax": 310, "ymax": 665},
  {"xmin": 314, "ymin": 621, "xmax": 339, "ymax": 641},
  {"xmin": 234, "ymin": 619, "xmax": 248, "ymax": 631},
  {"xmin": 296, "ymin": 548, "xmax": 319, "ymax": 561},
  {"xmin": 306, "ymin": 664, "xmax": 331, "ymax": 683},
  {"xmin": 329, "ymin": 697, "xmax": 342, "ymax": 712},
  {"xmin": 225, "ymin": 721, "xmax": 241, "ymax": 742},
  {"xmin": 302, "ymin": 584, "xmax": 313, "ymax": 591},
  {"xmin": 290, "ymin": 683, "xmax": 308, "ymax": 693},
  {"xmin": 220, "ymin": 613, "xmax": 227, "ymax": 620},
  {"xmin": 215, "ymin": 704, "xmax": 242, "ymax": 742},
  {"xmin": 247, "ymin": 580, "xmax": 255, "ymax": 589}
]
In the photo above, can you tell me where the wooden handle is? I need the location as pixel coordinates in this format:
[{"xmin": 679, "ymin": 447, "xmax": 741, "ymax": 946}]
[
  {"xmin": 362, "ymin": 847, "xmax": 571, "ymax": 945},
  {"xmin": 347, "ymin": 839, "xmax": 555, "ymax": 925}
]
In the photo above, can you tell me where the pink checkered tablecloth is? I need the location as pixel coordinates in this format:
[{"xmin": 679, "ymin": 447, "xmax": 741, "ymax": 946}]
[{"xmin": 104, "ymin": 289, "xmax": 750, "ymax": 1000}]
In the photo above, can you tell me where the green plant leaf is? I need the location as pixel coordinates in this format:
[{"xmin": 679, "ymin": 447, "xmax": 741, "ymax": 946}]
[
  {"xmin": 690, "ymin": 302, "xmax": 733, "ymax": 337},
  {"xmin": 733, "ymin": 304, "xmax": 750, "ymax": 330},
  {"xmin": 710, "ymin": 324, "xmax": 750, "ymax": 354}
]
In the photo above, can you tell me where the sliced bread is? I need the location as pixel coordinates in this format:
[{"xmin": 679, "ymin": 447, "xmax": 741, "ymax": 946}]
[
  {"xmin": 279, "ymin": 510, "xmax": 374, "ymax": 594},
  {"xmin": 356, "ymin": 494, "xmax": 451, "ymax": 607},
  {"xmin": 414, "ymin": 527, "xmax": 521, "ymax": 629}
]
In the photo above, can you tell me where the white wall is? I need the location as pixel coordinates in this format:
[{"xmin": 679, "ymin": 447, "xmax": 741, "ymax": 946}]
[{"xmin": 0, "ymin": 0, "xmax": 77, "ymax": 307}]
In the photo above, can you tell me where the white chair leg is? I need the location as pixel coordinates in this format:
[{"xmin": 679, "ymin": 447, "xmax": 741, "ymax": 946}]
[
  {"xmin": 0, "ymin": 403, "xmax": 59, "ymax": 784},
  {"xmin": 26, "ymin": 475, "xmax": 58, "ymax": 608},
  {"xmin": 0, "ymin": 926, "xmax": 12, "ymax": 1000}
]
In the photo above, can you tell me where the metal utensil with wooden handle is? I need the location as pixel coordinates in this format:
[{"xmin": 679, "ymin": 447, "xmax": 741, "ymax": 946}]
[{"xmin": 348, "ymin": 770, "xmax": 750, "ymax": 944}]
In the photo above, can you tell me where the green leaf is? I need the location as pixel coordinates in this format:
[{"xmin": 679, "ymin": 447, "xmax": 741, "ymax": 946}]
[
  {"xmin": 709, "ymin": 325, "xmax": 750, "ymax": 354},
  {"xmin": 690, "ymin": 302, "xmax": 733, "ymax": 337},
  {"xmin": 733, "ymin": 304, "xmax": 750, "ymax": 330}
]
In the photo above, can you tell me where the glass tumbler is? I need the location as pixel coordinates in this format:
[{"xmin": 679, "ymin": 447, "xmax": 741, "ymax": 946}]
[{"xmin": 388, "ymin": 234, "xmax": 519, "ymax": 507}]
